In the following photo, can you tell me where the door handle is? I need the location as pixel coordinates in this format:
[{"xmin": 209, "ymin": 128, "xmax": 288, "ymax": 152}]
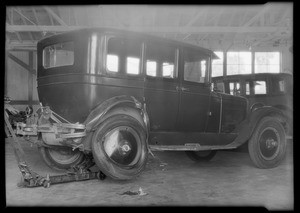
[{"xmin": 181, "ymin": 87, "xmax": 189, "ymax": 92}]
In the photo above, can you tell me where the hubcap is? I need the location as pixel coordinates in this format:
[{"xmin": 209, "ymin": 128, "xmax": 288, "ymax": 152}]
[
  {"xmin": 101, "ymin": 126, "xmax": 140, "ymax": 167},
  {"xmin": 259, "ymin": 127, "xmax": 280, "ymax": 160}
]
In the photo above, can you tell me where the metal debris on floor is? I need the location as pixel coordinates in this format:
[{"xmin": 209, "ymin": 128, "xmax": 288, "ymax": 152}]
[{"xmin": 119, "ymin": 187, "xmax": 148, "ymax": 196}]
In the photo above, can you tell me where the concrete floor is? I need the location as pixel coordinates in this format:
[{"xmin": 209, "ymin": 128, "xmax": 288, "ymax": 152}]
[{"xmin": 5, "ymin": 137, "xmax": 293, "ymax": 209}]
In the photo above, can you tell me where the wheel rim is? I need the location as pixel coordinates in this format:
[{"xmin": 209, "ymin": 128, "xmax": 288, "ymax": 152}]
[
  {"xmin": 47, "ymin": 148, "xmax": 81, "ymax": 164},
  {"xmin": 100, "ymin": 126, "xmax": 141, "ymax": 167},
  {"xmin": 258, "ymin": 127, "xmax": 280, "ymax": 160}
]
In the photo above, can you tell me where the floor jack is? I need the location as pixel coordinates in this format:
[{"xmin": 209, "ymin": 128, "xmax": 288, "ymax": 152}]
[{"xmin": 5, "ymin": 108, "xmax": 106, "ymax": 188}]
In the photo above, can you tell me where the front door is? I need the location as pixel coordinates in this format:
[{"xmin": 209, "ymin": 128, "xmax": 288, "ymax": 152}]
[{"xmin": 177, "ymin": 49, "xmax": 211, "ymax": 132}]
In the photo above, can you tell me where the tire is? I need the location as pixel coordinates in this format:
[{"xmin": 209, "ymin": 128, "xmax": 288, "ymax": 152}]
[
  {"xmin": 38, "ymin": 146, "xmax": 85, "ymax": 171},
  {"xmin": 248, "ymin": 116, "xmax": 287, "ymax": 169},
  {"xmin": 91, "ymin": 114, "xmax": 148, "ymax": 180},
  {"xmin": 185, "ymin": 150, "xmax": 217, "ymax": 162}
]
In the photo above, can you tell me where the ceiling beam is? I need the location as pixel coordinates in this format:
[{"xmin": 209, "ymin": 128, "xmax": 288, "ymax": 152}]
[
  {"xmin": 6, "ymin": 24, "xmax": 288, "ymax": 34},
  {"xmin": 242, "ymin": 4, "xmax": 272, "ymax": 27},
  {"xmin": 43, "ymin": 6, "xmax": 67, "ymax": 26},
  {"xmin": 15, "ymin": 7, "xmax": 35, "ymax": 42}
]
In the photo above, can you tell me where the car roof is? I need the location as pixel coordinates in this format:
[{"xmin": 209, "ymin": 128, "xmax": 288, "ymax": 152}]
[
  {"xmin": 212, "ymin": 73, "xmax": 293, "ymax": 81},
  {"xmin": 38, "ymin": 27, "xmax": 219, "ymax": 59}
]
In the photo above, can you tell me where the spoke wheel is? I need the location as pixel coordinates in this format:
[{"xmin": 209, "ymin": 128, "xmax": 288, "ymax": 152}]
[
  {"xmin": 185, "ymin": 150, "xmax": 217, "ymax": 162},
  {"xmin": 92, "ymin": 114, "xmax": 148, "ymax": 180},
  {"xmin": 248, "ymin": 116, "xmax": 286, "ymax": 168},
  {"xmin": 38, "ymin": 146, "xmax": 84, "ymax": 171}
]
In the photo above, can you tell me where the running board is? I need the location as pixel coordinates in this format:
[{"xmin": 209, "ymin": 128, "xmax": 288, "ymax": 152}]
[{"xmin": 149, "ymin": 144, "xmax": 237, "ymax": 151}]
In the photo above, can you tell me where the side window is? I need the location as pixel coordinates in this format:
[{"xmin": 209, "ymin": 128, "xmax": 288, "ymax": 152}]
[
  {"xmin": 254, "ymin": 81, "xmax": 267, "ymax": 94},
  {"xmin": 106, "ymin": 37, "xmax": 141, "ymax": 75},
  {"xmin": 279, "ymin": 80, "xmax": 285, "ymax": 92},
  {"xmin": 184, "ymin": 50, "xmax": 208, "ymax": 83},
  {"xmin": 106, "ymin": 54, "xmax": 118, "ymax": 72},
  {"xmin": 216, "ymin": 82, "xmax": 225, "ymax": 93},
  {"xmin": 145, "ymin": 43, "xmax": 177, "ymax": 79},
  {"xmin": 229, "ymin": 81, "xmax": 241, "ymax": 96},
  {"xmin": 245, "ymin": 81, "xmax": 250, "ymax": 95}
]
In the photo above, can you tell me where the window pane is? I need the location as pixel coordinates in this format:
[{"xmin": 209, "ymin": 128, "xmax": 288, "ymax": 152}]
[
  {"xmin": 184, "ymin": 50, "xmax": 208, "ymax": 83},
  {"xmin": 269, "ymin": 65, "xmax": 280, "ymax": 73},
  {"xmin": 212, "ymin": 52, "xmax": 224, "ymax": 77},
  {"xmin": 255, "ymin": 64, "xmax": 267, "ymax": 74},
  {"xmin": 279, "ymin": 80, "xmax": 285, "ymax": 92},
  {"xmin": 162, "ymin": 62, "xmax": 174, "ymax": 78},
  {"xmin": 216, "ymin": 82, "xmax": 225, "ymax": 92},
  {"xmin": 145, "ymin": 43, "xmax": 176, "ymax": 78},
  {"xmin": 146, "ymin": 60, "xmax": 157, "ymax": 76},
  {"xmin": 254, "ymin": 81, "xmax": 267, "ymax": 94},
  {"xmin": 246, "ymin": 82, "xmax": 250, "ymax": 95},
  {"xmin": 184, "ymin": 61, "xmax": 205, "ymax": 83},
  {"xmin": 43, "ymin": 41, "xmax": 74, "ymax": 68},
  {"xmin": 254, "ymin": 52, "xmax": 280, "ymax": 74},
  {"xmin": 227, "ymin": 52, "xmax": 239, "ymax": 64},
  {"xmin": 227, "ymin": 65, "xmax": 239, "ymax": 75},
  {"xmin": 212, "ymin": 65, "xmax": 223, "ymax": 77},
  {"xmin": 106, "ymin": 54, "xmax": 118, "ymax": 72},
  {"xmin": 239, "ymin": 64, "xmax": 251, "ymax": 74},
  {"xmin": 268, "ymin": 52, "xmax": 280, "ymax": 64},
  {"xmin": 127, "ymin": 57, "xmax": 140, "ymax": 74},
  {"xmin": 227, "ymin": 52, "xmax": 251, "ymax": 75},
  {"xmin": 107, "ymin": 37, "xmax": 141, "ymax": 75}
]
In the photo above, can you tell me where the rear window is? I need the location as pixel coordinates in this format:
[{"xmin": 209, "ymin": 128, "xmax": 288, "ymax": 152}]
[{"xmin": 43, "ymin": 41, "xmax": 74, "ymax": 69}]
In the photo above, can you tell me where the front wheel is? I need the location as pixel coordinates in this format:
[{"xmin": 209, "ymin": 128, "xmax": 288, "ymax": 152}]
[
  {"xmin": 91, "ymin": 114, "xmax": 148, "ymax": 180},
  {"xmin": 38, "ymin": 146, "xmax": 85, "ymax": 171},
  {"xmin": 248, "ymin": 116, "xmax": 287, "ymax": 169},
  {"xmin": 185, "ymin": 150, "xmax": 217, "ymax": 162}
]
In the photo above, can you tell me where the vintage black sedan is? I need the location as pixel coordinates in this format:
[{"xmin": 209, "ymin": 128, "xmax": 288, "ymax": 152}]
[{"xmin": 16, "ymin": 28, "xmax": 289, "ymax": 180}]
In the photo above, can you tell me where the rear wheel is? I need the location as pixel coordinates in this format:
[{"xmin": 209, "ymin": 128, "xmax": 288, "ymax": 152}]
[
  {"xmin": 248, "ymin": 116, "xmax": 286, "ymax": 168},
  {"xmin": 91, "ymin": 114, "xmax": 148, "ymax": 180},
  {"xmin": 38, "ymin": 146, "xmax": 85, "ymax": 171},
  {"xmin": 185, "ymin": 150, "xmax": 217, "ymax": 162}
]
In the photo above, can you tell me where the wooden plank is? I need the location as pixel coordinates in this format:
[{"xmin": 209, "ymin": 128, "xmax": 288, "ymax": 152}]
[
  {"xmin": 9, "ymin": 100, "xmax": 40, "ymax": 105},
  {"xmin": 8, "ymin": 52, "xmax": 36, "ymax": 75}
]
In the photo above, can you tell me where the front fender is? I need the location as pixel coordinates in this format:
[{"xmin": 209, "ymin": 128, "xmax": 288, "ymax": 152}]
[{"xmin": 232, "ymin": 106, "xmax": 286, "ymax": 146}]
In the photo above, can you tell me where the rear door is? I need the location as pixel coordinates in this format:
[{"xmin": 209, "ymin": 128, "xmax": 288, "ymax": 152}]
[{"xmin": 143, "ymin": 42, "xmax": 180, "ymax": 131}]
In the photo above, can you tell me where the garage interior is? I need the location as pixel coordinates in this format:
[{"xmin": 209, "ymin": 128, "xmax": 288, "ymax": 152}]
[{"xmin": 5, "ymin": 4, "xmax": 293, "ymax": 209}]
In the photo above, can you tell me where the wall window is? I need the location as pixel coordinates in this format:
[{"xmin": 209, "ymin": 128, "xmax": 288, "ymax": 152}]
[
  {"xmin": 212, "ymin": 51, "xmax": 224, "ymax": 77},
  {"xmin": 255, "ymin": 52, "xmax": 280, "ymax": 73},
  {"xmin": 43, "ymin": 41, "xmax": 74, "ymax": 68},
  {"xmin": 145, "ymin": 43, "xmax": 177, "ymax": 78},
  {"xmin": 106, "ymin": 37, "xmax": 141, "ymax": 75},
  {"xmin": 227, "ymin": 52, "xmax": 251, "ymax": 75},
  {"xmin": 254, "ymin": 81, "xmax": 267, "ymax": 94}
]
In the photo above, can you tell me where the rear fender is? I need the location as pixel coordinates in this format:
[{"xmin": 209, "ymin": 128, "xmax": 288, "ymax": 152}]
[
  {"xmin": 232, "ymin": 106, "xmax": 286, "ymax": 146},
  {"xmin": 81, "ymin": 95, "xmax": 150, "ymax": 151}
]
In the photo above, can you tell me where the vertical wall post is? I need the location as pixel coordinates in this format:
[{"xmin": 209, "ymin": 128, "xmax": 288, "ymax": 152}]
[
  {"xmin": 28, "ymin": 51, "xmax": 34, "ymax": 105},
  {"xmin": 223, "ymin": 51, "xmax": 227, "ymax": 76},
  {"xmin": 5, "ymin": 50, "xmax": 8, "ymax": 96}
]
